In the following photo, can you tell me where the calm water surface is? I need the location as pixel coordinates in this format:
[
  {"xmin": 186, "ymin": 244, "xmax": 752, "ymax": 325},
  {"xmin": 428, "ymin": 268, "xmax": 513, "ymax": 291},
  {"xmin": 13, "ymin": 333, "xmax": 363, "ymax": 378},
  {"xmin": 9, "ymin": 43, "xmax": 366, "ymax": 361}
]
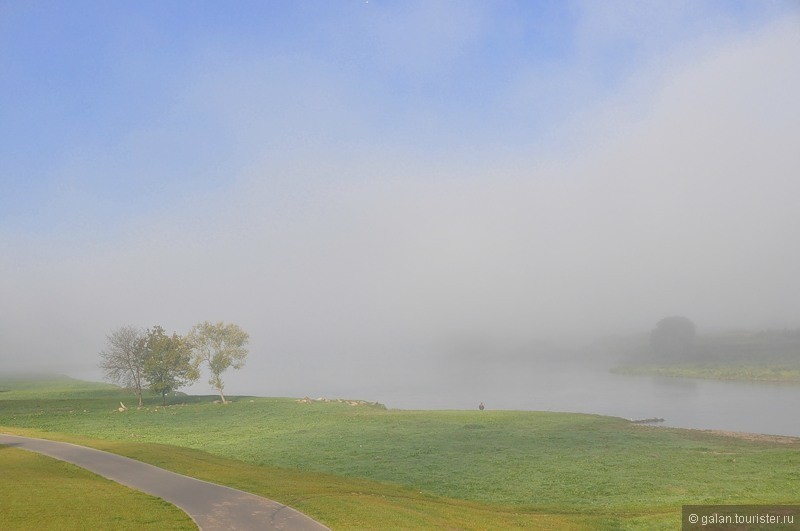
[{"xmin": 344, "ymin": 359, "xmax": 800, "ymax": 437}]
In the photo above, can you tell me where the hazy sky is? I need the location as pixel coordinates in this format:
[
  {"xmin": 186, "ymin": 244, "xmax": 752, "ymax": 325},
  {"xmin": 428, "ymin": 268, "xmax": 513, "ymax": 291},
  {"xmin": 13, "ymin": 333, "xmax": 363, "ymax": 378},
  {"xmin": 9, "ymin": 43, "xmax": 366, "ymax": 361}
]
[{"xmin": 2, "ymin": 1, "xmax": 799, "ymax": 396}]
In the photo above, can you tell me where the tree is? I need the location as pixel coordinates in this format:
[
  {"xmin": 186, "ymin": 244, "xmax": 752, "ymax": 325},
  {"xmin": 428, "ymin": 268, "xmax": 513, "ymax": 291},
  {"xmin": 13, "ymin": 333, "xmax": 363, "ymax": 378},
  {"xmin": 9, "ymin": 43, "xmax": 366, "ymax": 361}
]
[
  {"xmin": 188, "ymin": 321, "xmax": 249, "ymax": 404},
  {"xmin": 143, "ymin": 326, "xmax": 199, "ymax": 405},
  {"xmin": 650, "ymin": 316, "xmax": 696, "ymax": 360},
  {"xmin": 99, "ymin": 326, "xmax": 148, "ymax": 406}
]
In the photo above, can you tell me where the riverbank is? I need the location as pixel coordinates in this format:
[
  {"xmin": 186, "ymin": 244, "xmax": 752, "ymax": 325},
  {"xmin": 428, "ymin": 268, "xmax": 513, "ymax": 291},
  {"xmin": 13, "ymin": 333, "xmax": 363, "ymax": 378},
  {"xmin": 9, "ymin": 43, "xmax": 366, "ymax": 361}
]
[
  {"xmin": 2, "ymin": 379, "xmax": 800, "ymax": 529},
  {"xmin": 613, "ymin": 364, "xmax": 800, "ymax": 383}
]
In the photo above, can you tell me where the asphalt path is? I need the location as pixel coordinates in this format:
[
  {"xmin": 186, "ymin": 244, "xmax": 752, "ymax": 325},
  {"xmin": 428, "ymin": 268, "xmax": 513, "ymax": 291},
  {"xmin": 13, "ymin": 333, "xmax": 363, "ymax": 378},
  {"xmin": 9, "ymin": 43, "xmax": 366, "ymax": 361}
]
[{"xmin": 0, "ymin": 434, "xmax": 330, "ymax": 531}]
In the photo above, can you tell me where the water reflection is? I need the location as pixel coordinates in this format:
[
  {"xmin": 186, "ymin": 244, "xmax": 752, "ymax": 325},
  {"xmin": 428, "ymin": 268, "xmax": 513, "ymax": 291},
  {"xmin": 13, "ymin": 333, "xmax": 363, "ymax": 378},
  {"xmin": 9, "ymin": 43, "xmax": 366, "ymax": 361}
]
[{"xmin": 372, "ymin": 361, "xmax": 800, "ymax": 437}]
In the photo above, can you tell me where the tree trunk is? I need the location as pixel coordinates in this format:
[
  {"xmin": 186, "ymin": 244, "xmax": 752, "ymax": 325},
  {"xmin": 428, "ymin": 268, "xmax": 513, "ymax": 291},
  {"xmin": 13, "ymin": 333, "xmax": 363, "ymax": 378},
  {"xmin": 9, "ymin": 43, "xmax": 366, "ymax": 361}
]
[{"xmin": 217, "ymin": 387, "xmax": 227, "ymax": 404}]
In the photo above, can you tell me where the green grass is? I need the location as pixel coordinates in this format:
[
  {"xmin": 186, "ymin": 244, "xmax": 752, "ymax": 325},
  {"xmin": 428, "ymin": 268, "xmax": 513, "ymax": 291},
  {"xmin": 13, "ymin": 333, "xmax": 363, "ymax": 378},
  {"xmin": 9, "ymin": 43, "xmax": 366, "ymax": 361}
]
[
  {"xmin": 1, "ymin": 430, "xmax": 585, "ymax": 530},
  {"xmin": 613, "ymin": 364, "xmax": 800, "ymax": 382},
  {"xmin": 2, "ymin": 376, "xmax": 799, "ymax": 529},
  {"xmin": 0, "ymin": 374, "xmax": 127, "ymax": 399},
  {"xmin": 0, "ymin": 444, "xmax": 195, "ymax": 530}
]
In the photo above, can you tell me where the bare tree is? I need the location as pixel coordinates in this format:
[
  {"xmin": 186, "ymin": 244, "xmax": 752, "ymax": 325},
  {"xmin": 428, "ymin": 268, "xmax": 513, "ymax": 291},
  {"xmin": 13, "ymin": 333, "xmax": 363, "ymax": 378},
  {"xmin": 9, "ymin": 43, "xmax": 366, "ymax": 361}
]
[
  {"xmin": 188, "ymin": 321, "xmax": 249, "ymax": 404},
  {"xmin": 99, "ymin": 326, "xmax": 148, "ymax": 406}
]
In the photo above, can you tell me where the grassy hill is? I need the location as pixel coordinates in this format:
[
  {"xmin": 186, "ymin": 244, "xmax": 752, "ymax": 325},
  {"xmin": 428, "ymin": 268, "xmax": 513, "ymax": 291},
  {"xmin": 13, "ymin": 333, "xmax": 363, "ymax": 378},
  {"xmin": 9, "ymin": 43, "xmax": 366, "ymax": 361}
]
[
  {"xmin": 0, "ymin": 374, "xmax": 126, "ymax": 400},
  {"xmin": 2, "ymin": 376, "xmax": 799, "ymax": 529}
]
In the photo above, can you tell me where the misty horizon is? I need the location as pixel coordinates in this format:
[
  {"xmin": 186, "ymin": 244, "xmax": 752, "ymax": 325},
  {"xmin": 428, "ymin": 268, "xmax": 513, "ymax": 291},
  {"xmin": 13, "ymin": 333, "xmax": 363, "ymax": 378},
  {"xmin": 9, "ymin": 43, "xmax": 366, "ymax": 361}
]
[{"xmin": 2, "ymin": 2, "xmax": 799, "ymax": 400}]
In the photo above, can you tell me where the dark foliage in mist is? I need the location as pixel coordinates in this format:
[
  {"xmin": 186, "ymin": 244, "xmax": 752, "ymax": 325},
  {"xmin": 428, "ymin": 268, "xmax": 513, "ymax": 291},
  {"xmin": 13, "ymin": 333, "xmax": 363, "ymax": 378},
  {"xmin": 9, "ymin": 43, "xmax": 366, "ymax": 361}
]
[{"xmin": 650, "ymin": 316, "xmax": 697, "ymax": 360}]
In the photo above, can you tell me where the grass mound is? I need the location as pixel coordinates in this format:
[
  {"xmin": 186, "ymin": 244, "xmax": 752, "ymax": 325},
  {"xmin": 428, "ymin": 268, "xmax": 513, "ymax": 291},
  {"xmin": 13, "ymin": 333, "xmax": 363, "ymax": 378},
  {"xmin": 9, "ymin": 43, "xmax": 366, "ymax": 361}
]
[{"xmin": 0, "ymin": 374, "xmax": 125, "ymax": 400}]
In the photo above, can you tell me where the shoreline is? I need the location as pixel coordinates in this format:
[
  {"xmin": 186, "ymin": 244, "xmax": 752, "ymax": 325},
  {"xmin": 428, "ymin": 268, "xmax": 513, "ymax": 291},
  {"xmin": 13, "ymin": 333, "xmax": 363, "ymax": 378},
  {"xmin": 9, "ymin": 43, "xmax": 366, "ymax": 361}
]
[{"xmin": 613, "ymin": 365, "xmax": 800, "ymax": 384}]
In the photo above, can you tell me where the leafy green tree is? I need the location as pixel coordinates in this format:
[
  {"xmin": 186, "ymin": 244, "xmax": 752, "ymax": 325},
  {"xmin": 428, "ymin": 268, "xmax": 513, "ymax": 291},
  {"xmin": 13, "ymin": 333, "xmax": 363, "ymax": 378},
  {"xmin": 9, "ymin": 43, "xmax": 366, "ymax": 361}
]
[
  {"xmin": 98, "ymin": 326, "xmax": 148, "ymax": 406},
  {"xmin": 188, "ymin": 321, "xmax": 249, "ymax": 404},
  {"xmin": 650, "ymin": 316, "xmax": 696, "ymax": 360},
  {"xmin": 143, "ymin": 326, "xmax": 199, "ymax": 405}
]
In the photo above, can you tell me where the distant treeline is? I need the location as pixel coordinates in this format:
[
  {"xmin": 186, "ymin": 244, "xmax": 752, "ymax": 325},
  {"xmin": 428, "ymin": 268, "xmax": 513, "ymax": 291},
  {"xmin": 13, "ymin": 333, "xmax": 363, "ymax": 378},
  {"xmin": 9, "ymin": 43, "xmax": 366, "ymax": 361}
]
[
  {"xmin": 691, "ymin": 329, "xmax": 800, "ymax": 364},
  {"xmin": 610, "ymin": 321, "xmax": 800, "ymax": 367}
]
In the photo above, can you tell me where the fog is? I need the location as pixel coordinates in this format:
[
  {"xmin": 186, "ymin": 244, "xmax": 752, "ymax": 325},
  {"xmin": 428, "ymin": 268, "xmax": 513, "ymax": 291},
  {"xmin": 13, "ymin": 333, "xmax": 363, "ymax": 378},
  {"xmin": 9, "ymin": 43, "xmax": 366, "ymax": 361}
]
[{"xmin": 1, "ymin": 3, "xmax": 799, "ymax": 403}]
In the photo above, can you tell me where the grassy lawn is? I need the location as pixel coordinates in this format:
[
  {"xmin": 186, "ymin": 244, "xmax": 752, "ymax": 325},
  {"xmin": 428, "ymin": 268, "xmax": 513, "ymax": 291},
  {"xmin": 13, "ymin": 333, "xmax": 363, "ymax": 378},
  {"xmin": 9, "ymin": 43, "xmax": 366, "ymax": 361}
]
[
  {"xmin": 1, "ymin": 430, "xmax": 584, "ymax": 530},
  {"xmin": 2, "ymin": 376, "xmax": 799, "ymax": 529},
  {"xmin": 0, "ymin": 444, "xmax": 195, "ymax": 530}
]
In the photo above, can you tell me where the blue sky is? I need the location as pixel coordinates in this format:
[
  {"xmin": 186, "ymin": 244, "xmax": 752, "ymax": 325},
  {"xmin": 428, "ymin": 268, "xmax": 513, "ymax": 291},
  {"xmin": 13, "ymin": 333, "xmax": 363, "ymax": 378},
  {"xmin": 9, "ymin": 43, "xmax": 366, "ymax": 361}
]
[
  {"xmin": 3, "ymin": 1, "xmax": 789, "ymax": 237},
  {"xmin": 1, "ymin": 2, "xmax": 799, "ymax": 393}
]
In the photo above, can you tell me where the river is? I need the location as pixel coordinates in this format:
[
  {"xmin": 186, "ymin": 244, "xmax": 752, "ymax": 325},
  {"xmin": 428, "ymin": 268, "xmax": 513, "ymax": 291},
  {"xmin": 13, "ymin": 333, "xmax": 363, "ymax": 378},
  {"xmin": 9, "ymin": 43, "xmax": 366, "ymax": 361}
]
[{"xmin": 302, "ymin": 357, "xmax": 800, "ymax": 438}]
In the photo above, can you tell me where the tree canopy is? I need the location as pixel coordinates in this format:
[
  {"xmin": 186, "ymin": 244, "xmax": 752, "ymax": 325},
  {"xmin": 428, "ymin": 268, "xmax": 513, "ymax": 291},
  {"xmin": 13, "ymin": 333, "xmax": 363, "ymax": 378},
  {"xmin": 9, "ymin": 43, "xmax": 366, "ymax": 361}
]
[
  {"xmin": 188, "ymin": 321, "xmax": 249, "ymax": 404},
  {"xmin": 100, "ymin": 321, "xmax": 249, "ymax": 406},
  {"xmin": 142, "ymin": 326, "xmax": 199, "ymax": 404},
  {"xmin": 650, "ymin": 316, "xmax": 696, "ymax": 360}
]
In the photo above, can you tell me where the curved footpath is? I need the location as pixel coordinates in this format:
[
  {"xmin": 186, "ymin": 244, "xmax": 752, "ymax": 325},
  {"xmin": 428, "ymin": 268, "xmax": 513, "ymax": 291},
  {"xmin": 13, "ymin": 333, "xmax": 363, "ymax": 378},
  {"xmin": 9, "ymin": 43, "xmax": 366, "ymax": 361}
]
[{"xmin": 0, "ymin": 434, "xmax": 329, "ymax": 531}]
